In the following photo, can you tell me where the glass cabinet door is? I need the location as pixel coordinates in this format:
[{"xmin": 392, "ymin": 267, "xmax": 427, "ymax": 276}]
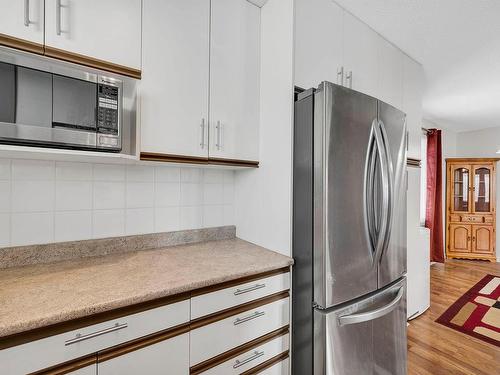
[
  {"xmin": 451, "ymin": 165, "xmax": 471, "ymax": 212},
  {"xmin": 473, "ymin": 165, "xmax": 492, "ymax": 213}
]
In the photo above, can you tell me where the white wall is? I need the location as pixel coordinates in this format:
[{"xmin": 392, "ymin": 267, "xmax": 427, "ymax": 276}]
[
  {"xmin": 0, "ymin": 159, "xmax": 235, "ymax": 247},
  {"xmin": 234, "ymin": 0, "xmax": 295, "ymax": 256}
]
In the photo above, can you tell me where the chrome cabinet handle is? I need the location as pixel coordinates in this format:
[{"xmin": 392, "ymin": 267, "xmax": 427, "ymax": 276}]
[
  {"xmin": 233, "ymin": 311, "xmax": 265, "ymax": 325},
  {"xmin": 215, "ymin": 120, "xmax": 222, "ymax": 150},
  {"xmin": 56, "ymin": 0, "xmax": 63, "ymax": 35},
  {"xmin": 337, "ymin": 66, "xmax": 344, "ymax": 85},
  {"xmin": 233, "ymin": 350, "xmax": 265, "ymax": 369},
  {"xmin": 234, "ymin": 283, "xmax": 266, "ymax": 296},
  {"xmin": 64, "ymin": 322, "xmax": 128, "ymax": 346},
  {"xmin": 200, "ymin": 118, "xmax": 206, "ymax": 149},
  {"xmin": 345, "ymin": 70, "xmax": 352, "ymax": 88},
  {"xmin": 24, "ymin": 0, "xmax": 30, "ymax": 26},
  {"xmin": 338, "ymin": 287, "xmax": 404, "ymax": 326}
]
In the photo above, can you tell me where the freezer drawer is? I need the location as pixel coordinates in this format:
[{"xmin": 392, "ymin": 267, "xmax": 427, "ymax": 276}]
[{"xmin": 314, "ymin": 278, "xmax": 407, "ymax": 375}]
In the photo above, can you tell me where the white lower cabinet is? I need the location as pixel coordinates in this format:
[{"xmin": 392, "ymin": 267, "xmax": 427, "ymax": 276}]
[
  {"xmin": 261, "ymin": 357, "xmax": 290, "ymax": 375},
  {"xmin": 190, "ymin": 297, "xmax": 290, "ymax": 365},
  {"xmin": 98, "ymin": 333, "xmax": 189, "ymax": 375},
  {"xmin": 69, "ymin": 364, "xmax": 97, "ymax": 375},
  {"xmin": 200, "ymin": 333, "xmax": 289, "ymax": 375}
]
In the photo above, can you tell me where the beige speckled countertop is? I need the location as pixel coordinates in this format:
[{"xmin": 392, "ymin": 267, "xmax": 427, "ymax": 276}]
[{"xmin": 0, "ymin": 238, "xmax": 293, "ymax": 338}]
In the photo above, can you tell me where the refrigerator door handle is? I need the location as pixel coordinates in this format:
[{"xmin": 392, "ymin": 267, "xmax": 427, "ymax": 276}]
[
  {"xmin": 363, "ymin": 123, "xmax": 378, "ymax": 256},
  {"xmin": 375, "ymin": 120, "xmax": 395, "ymax": 264},
  {"xmin": 337, "ymin": 286, "xmax": 404, "ymax": 326},
  {"xmin": 366, "ymin": 119, "xmax": 390, "ymax": 265}
]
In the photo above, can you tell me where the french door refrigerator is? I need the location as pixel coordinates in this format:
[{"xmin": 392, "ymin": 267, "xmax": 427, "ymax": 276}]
[{"xmin": 292, "ymin": 82, "xmax": 407, "ymax": 374}]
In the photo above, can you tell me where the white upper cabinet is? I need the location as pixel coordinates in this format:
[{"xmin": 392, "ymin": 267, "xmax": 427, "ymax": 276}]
[
  {"xmin": 377, "ymin": 38, "xmax": 404, "ymax": 109},
  {"xmin": 402, "ymin": 54, "xmax": 424, "ymax": 159},
  {"xmin": 140, "ymin": 0, "xmax": 210, "ymax": 158},
  {"xmin": 343, "ymin": 11, "xmax": 379, "ymax": 98},
  {"xmin": 209, "ymin": 0, "xmax": 260, "ymax": 162},
  {"xmin": 44, "ymin": 0, "xmax": 141, "ymax": 70},
  {"xmin": 0, "ymin": 0, "xmax": 44, "ymax": 47},
  {"xmin": 294, "ymin": 0, "xmax": 343, "ymax": 89}
]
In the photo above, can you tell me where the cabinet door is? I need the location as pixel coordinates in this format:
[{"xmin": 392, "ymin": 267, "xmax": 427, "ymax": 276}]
[
  {"xmin": 472, "ymin": 225, "xmax": 494, "ymax": 254},
  {"xmin": 0, "ymin": 0, "xmax": 44, "ymax": 49},
  {"xmin": 44, "ymin": 0, "xmax": 141, "ymax": 70},
  {"xmin": 472, "ymin": 164, "xmax": 494, "ymax": 214},
  {"xmin": 294, "ymin": 0, "xmax": 344, "ymax": 89},
  {"xmin": 98, "ymin": 333, "xmax": 189, "ymax": 375},
  {"xmin": 209, "ymin": 0, "xmax": 260, "ymax": 162},
  {"xmin": 140, "ymin": 0, "xmax": 210, "ymax": 158},
  {"xmin": 377, "ymin": 38, "xmax": 403, "ymax": 108},
  {"xmin": 449, "ymin": 224, "xmax": 472, "ymax": 253},
  {"xmin": 449, "ymin": 164, "xmax": 472, "ymax": 214},
  {"xmin": 402, "ymin": 55, "xmax": 424, "ymax": 160},
  {"xmin": 343, "ymin": 11, "xmax": 379, "ymax": 97}
]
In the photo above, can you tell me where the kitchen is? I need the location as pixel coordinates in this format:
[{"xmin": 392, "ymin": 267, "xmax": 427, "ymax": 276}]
[{"xmin": 0, "ymin": 1, "xmax": 498, "ymax": 374}]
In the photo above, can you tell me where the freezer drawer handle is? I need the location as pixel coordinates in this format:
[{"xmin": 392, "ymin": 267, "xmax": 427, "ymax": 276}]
[
  {"xmin": 338, "ymin": 287, "xmax": 404, "ymax": 326},
  {"xmin": 234, "ymin": 311, "xmax": 265, "ymax": 325},
  {"xmin": 233, "ymin": 350, "xmax": 265, "ymax": 369},
  {"xmin": 64, "ymin": 322, "xmax": 128, "ymax": 345},
  {"xmin": 234, "ymin": 283, "xmax": 266, "ymax": 295}
]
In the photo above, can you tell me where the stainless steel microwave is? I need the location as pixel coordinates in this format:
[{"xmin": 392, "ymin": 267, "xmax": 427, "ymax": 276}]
[{"xmin": 0, "ymin": 49, "xmax": 133, "ymax": 152}]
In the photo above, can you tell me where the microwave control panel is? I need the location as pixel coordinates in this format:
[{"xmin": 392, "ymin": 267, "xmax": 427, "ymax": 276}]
[{"xmin": 97, "ymin": 83, "xmax": 119, "ymax": 135}]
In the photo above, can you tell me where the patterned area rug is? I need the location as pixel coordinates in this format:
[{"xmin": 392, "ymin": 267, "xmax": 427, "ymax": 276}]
[{"xmin": 436, "ymin": 274, "xmax": 500, "ymax": 347}]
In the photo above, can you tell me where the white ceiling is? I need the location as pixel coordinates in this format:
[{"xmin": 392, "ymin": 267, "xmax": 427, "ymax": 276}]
[{"xmin": 334, "ymin": 0, "xmax": 500, "ymax": 132}]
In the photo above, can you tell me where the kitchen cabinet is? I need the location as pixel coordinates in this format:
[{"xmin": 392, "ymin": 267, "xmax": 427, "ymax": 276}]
[
  {"xmin": 140, "ymin": 0, "xmax": 261, "ymax": 165},
  {"xmin": 44, "ymin": 0, "xmax": 141, "ymax": 73},
  {"xmin": 446, "ymin": 159, "xmax": 496, "ymax": 261},
  {"xmin": 294, "ymin": 0, "xmax": 344, "ymax": 90},
  {"xmin": 98, "ymin": 333, "xmax": 189, "ymax": 375},
  {"xmin": 342, "ymin": 11, "xmax": 379, "ymax": 98},
  {"xmin": 377, "ymin": 37, "xmax": 403, "ymax": 109},
  {"xmin": 402, "ymin": 54, "xmax": 424, "ymax": 159},
  {"xmin": 0, "ymin": 0, "xmax": 44, "ymax": 52},
  {"xmin": 69, "ymin": 364, "xmax": 97, "ymax": 375},
  {"xmin": 140, "ymin": 0, "xmax": 210, "ymax": 159},
  {"xmin": 208, "ymin": 0, "xmax": 260, "ymax": 162}
]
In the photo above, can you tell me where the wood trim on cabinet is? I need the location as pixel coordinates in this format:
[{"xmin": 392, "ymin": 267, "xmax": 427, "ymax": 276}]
[
  {"xmin": 28, "ymin": 354, "xmax": 97, "ymax": 375},
  {"xmin": 189, "ymin": 326, "xmax": 289, "ymax": 374},
  {"xmin": 407, "ymin": 158, "xmax": 421, "ymax": 167},
  {"xmin": 208, "ymin": 157, "xmax": 259, "ymax": 168},
  {"xmin": 191, "ymin": 267, "xmax": 290, "ymax": 297},
  {"xmin": 446, "ymin": 157, "xmax": 500, "ymax": 163},
  {"xmin": 44, "ymin": 46, "xmax": 141, "ymax": 79},
  {"xmin": 0, "ymin": 33, "xmax": 44, "ymax": 55},
  {"xmin": 241, "ymin": 351, "xmax": 289, "ymax": 375},
  {"xmin": 140, "ymin": 152, "xmax": 260, "ymax": 168},
  {"xmin": 98, "ymin": 323, "xmax": 190, "ymax": 363},
  {"xmin": 140, "ymin": 152, "xmax": 209, "ymax": 164},
  {"xmin": 0, "ymin": 292, "xmax": 190, "ymax": 350},
  {"xmin": 190, "ymin": 290, "xmax": 290, "ymax": 330}
]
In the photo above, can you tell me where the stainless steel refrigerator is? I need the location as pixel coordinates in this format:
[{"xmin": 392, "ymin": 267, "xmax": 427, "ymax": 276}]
[{"xmin": 292, "ymin": 82, "xmax": 407, "ymax": 374}]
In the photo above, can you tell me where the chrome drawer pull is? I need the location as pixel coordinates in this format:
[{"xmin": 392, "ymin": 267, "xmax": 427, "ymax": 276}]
[
  {"xmin": 233, "ymin": 311, "xmax": 265, "ymax": 326},
  {"xmin": 65, "ymin": 322, "xmax": 128, "ymax": 346},
  {"xmin": 234, "ymin": 283, "xmax": 266, "ymax": 295},
  {"xmin": 233, "ymin": 350, "xmax": 265, "ymax": 369}
]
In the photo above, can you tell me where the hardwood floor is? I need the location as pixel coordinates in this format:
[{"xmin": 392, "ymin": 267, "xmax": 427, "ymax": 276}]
[{"xmin": 408, "ymin": 260, "xmax": 500, "ymax": 375}]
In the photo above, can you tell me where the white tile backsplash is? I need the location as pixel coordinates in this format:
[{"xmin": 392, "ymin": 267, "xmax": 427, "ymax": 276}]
[
  {"xmin": 55, "ymin": 211, "xmax": 92, "ymax": 242},
  {"xmin": 0, "ymin": 158, "xmax": 235, "ymax": 247},
  {"xmin": 12, "ymin": 180, "xmax": 55, "ymax": 212},
  {"xmin": 56, "ymin": 181, "xmax": 92, "ymax": 211},
  {"xmin": 11, "ymin": 212, "xmax": 54, "ymax": 246}
]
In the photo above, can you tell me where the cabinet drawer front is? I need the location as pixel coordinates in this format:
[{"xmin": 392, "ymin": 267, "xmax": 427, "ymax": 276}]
[
  {"xmin": 199, "ymin": 333, "xmax": 289, "ymax": 375},
  {"xmin": 461, "ymin": 215, "xmax": 483, "ymax": 223},
  {"xmin": 191, "ymin": 272, "xmax": 290, "ymax": 319},
  {"xmin": 190, "ymin": 297, "xmax": 290, "ymax": 366},
  {"xmin": 98, "ymin": 333, "xmax": 189, "ymax": 375},
  {"xmin": 0, "ymin": 300, "xmax": 189, "ymax": 375},
  {"xmin": 258, "ymin": 357, "xmax": 290, "ymax": 375}
]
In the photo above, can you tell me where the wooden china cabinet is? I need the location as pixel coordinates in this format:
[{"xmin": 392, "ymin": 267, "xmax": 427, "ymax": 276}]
[{"xmin": 446, "ymin": 159, "xmax": 496, "ymax": 261}]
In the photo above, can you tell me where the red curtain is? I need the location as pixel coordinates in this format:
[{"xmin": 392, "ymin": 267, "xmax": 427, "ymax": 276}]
[{"xmin": 425, "ymin": 129, "xmax": 445, "ymax": 262}]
